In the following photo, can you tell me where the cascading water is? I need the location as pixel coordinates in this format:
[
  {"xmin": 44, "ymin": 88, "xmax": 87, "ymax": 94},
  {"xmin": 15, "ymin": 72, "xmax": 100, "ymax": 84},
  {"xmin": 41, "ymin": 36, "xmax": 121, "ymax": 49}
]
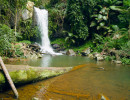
[{"xmin": 34, "ymin": 7, "xmax": 62, "ymax": 55}]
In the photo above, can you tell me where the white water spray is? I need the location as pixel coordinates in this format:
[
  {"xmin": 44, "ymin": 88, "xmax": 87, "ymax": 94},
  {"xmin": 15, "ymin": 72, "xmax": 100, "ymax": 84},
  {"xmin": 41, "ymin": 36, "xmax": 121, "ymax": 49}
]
[{"xmin": 34, "ymin": 7, "xmax": 62, "ymax": 55}]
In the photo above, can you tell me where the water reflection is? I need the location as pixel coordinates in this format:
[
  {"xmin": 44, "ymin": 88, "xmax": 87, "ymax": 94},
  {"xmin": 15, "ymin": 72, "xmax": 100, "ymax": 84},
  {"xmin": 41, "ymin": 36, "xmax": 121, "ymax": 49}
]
[
  {"xmin": 1, "ymin": 57, "xmax": 130, "ymax": 99},
  {"xmin": 41, "ymin": 55, "xmax": 52, "ymax": 67},
  {"xmin": 4, "ymin": 55, "xmax": 96, "ymax": 67}
]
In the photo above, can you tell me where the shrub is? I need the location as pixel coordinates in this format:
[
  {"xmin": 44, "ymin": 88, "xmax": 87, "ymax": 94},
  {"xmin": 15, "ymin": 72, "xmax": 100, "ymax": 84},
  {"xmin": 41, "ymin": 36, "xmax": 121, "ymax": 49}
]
[
  {"xmin": 121, "ymin": 57, "xmax": 130, "ymax": 65},
  {"xmin": 0, "ymin": 24, "xmax": 16, "ymax": 56}
]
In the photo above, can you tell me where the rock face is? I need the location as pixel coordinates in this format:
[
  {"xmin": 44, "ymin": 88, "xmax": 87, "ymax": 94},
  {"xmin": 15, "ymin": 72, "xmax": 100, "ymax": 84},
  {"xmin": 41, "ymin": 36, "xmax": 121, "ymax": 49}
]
[
  {"xmin": 22, "ymin": 1, "xmax": 34, "ymax": 20},
  {"xmin": 66, "ymin": 49, "xmax": 76, "ymax": 56},
  {"xmin": 23, "ymin": 44, "xmax": 42, "ymax": 58}
]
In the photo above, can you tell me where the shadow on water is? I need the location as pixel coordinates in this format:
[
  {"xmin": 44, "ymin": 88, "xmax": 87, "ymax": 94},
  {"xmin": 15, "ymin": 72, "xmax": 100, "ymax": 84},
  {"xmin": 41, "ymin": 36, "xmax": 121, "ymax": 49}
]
[{"xmin": 1, "ymin": 55, "xmax": 130, "ymax": 100}]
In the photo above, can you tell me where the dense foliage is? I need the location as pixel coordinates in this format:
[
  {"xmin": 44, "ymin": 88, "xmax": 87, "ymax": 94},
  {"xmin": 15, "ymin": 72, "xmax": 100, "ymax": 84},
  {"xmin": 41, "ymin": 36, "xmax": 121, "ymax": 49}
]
[
  {"xmin": 0, "ymin": 0, "xmax": 129, "ymax": 64},
  {"xmin": 0, "ymin": 24, "xmax": 16, "ymax": 56}
]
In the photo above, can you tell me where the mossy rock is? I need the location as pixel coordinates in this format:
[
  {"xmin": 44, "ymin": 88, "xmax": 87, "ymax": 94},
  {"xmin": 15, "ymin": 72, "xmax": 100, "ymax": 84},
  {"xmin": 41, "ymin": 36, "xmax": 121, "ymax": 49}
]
[{"xmin": 0, "ymin": 67, "xmax": 71, "ymax": 91}]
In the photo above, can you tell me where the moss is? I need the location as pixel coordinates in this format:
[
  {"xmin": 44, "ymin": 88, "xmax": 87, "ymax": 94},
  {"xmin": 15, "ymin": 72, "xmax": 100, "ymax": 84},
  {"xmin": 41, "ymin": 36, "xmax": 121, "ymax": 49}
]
[
  {"xmin": 0, "ymin": 72, "xmax": 6, "ymax": 91},
  {"xmin": 0, "ymin": 72, "xmax": 5, "ymax": 84},
  {"xmin": 26, "ymin": 69, "xmax": 40, "ymax": 82},
  {"xmin": 17, "ymin": 40, "xmax": 31, "ymax": 44},
  {"xmin": 10, "ymin": 70, "xmax": 28, "ymax": 84},
  {"xmin": 0, "ymin": 67, "xmax": 71, "ymax": 91},
  {"xmin": 0, "ymin": 72, "xmax": 5, "ymax": 83}
]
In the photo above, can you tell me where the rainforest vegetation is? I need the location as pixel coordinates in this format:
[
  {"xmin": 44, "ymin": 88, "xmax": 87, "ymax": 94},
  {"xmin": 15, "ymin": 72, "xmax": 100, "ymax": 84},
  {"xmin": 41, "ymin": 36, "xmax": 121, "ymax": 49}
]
[{"xmin": 0, "ymin": 0, "xmax": 130, "ymax": 64}]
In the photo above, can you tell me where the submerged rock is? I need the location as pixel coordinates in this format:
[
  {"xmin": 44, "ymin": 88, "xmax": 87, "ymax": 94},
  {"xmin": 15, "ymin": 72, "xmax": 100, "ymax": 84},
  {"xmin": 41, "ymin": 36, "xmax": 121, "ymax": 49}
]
[
  {"xmin": 32, "ymin": 97, "xmax": 39, "ymax": 100},
  {"xmin": 97, "ymin": 67, "xmax": 105, "ymax": 71},
  {"xmin": 66, "ymin": 49, "xmax": 76, "ymax": 56},
  {"xmin": 99, "ymin": 94, "xmax": 110, "ymax": 100}
]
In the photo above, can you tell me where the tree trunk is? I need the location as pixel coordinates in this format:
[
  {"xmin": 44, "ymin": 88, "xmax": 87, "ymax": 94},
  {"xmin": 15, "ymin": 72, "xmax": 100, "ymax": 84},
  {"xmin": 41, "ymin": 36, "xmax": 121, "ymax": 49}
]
[
  {"xmin": 14, "ymin": 0, "xmax": 18, "ymax": 36},
  {"xmin": 0, "ymin": 57, "xmax": 18, "ymax": 98}
]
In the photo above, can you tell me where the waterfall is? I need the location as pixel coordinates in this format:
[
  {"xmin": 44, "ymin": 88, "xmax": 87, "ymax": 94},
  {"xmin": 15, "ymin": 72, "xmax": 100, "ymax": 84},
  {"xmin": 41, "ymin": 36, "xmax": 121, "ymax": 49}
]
[{"xmin": 34, "ymin": 7, "xmax": 62, "ymax": 55}]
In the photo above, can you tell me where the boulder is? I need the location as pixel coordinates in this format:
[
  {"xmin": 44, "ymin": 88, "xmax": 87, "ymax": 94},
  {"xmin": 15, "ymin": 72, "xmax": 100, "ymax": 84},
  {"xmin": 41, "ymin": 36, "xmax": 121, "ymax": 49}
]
[
  {"xmin": 37, "ymin": 53, "xmax": 42, "ymax": 58},
  {"xmin": 88, "ymin": 54, "xmax": 94, "ymax": 58},
  {"xmin": 22, "ymin": 9, "xmax": 30, "ymax": 20},
  {"xmin": 97, "ymin": 56, "xmax": 104, "ymax": 61},
  {"xmin": 52, "ymin": 44, "xmax": 65, "ymax": 53},
  {"xmin": 114, "ymin": 60, "xmax": 122, "ymax": 64},
  {"xmin": 81, "ymin": 47, "xmax": 91, "ymax": 56},
  {"xmin": 59, "ymin": 51, "xmax": 67, "ymax": 55},
  {"xmin": 22, "ymin": 1, "xmax": 34, "ymax": 20},
  {"xmin": 66, "ymin": 49, "xmax": 76, "ymax": 56},
  {"xmin": 28, "ymin": 44, "xmax": 41, "ymax": 53},
  {"xmin": 52, "ymin": 44, "xmax": 60, "ymax": 49},
  {"xmin": 93, "ymin": 53, "xmax": 104, "ymax": 61},
  {"xmin": 26, "ymin": 1, "xmax": 34, "ymax": 12}
]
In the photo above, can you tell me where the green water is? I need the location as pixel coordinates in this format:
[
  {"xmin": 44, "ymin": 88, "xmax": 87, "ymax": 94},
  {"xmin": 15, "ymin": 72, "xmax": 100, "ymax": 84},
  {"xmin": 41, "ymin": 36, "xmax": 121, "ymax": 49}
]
[
  {"xmin": 1, "ymin": 55, "xmax": 130, "ymax": 100},
  {"xmin": 5, "ymin": 55, "xmax": 96, "ymax": 67}
]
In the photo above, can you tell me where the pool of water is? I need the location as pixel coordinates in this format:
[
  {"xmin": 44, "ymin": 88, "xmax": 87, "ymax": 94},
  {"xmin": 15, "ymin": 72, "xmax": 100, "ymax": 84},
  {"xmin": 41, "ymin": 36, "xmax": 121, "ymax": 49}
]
[
  {"xmin": 0, "ymin": 55, "xmax": 130, "ymax": 100},
  {"xmin": 4, "ymin": 55, "xmax": 96, "ymax": 67}
]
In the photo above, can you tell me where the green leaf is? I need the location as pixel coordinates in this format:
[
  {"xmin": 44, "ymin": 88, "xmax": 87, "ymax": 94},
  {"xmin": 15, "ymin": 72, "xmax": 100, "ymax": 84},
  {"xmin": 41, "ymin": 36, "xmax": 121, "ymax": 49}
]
[
  {"xmin": 100, "ymin": 8, "xmax": 106, "ymax": 14},
  {"xmin": 68, "ymin": 32, "xmax": 73, "ymax": 37},
  {"xmin": 91, "ymin": 14, "xmax": 98, "ymax": 18},
  {"xmin": 103, "ymin": 16, "xmax": 108, "ymax": 20},
  {"xmin": 115, "ymin": 1, "xmax": 123, "ymax": 5},
  {"xmin": 71, "ymin": 39, "xmax": 75, "ymax": 43},
  {"xmin": 98, "ymin": 14, "xmax": 103, "ymax": 20},
  {"xmin": 111, "ymin": 25, "xmax": 119, "ymax": 31},
  {"xmin": 97, "ymin": 26, "xmax": 102, "ymax": 30},
  {"xmin": 90, "ymin": 21, "xmax": 97, "ymax": 27},
  {"xmin": 104, "ymin": 0, "xmax": 109, "ymax": 3},
  {"xmin": 65, "ymin": 37, "xmax": 69, "ymax": 42},
  {"xmin": 100, "ymin": 22, "xmax": 105, "ymax": 27},
  {"xmin": 110, "ymin": 6, "xmax": 123, "ymax": 12}
]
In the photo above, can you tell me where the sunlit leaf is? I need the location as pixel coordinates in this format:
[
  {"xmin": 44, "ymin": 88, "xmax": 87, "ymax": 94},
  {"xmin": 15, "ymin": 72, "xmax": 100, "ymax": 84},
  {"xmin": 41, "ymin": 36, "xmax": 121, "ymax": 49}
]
[
  {"xmin": 110, "ymin": 6, "xmax": 123, "ymax": 12},
  {"xmin": 65, "ymin": 37, "xmax": 69, "ymax": 41},
  {"xmin": 90, "ymin": 21, "xmax": 97, "ymax": 27},
  {"xmin": 100, "ymin": 8, "xmax": 106, "ymax": 14},
  {"xmin": 100, "ymin": 22, "xmax": 105, "ymax": 27},
  {"xmin": 98, "ymin": 14, "xmax": 103, "ymax": 20},
  {"xmin": 111, "ymin": 25, "xmax": 119, "ymax": 31},
  {"xmin": 103, "ymin": 16, "xmax": 108, "ymax": 20},
  {"xmin": 97, "ymin": 26, "xmax": 101, "ymax": 30}
]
